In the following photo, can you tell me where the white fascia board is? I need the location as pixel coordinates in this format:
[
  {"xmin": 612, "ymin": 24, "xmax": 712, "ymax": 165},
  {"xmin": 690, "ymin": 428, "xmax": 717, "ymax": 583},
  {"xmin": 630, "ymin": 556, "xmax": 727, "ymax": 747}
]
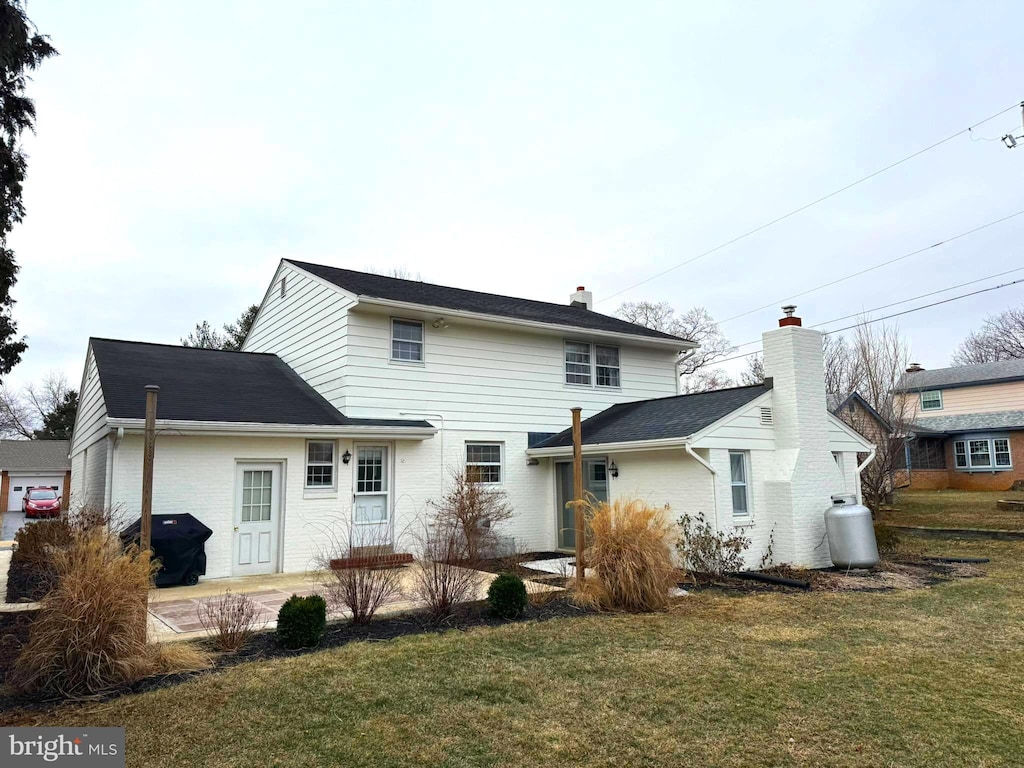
[
  {"xmin": 525, "ymin": 437, "xmax": 690, "ymax": 458},
  {"xmin": 828, "ymin": 413, "xmax": 875, "ymax": 450},
  {"xmin": 105, "ymin": 418, "xmax": 437, "ymax": 440},
  {"xmin": 687, "ymin": 389, "xmax": 775, "ymax": 447},
  {"xmin": 353, "ymin": 297, "xmax": 694, "ymax": 351}
]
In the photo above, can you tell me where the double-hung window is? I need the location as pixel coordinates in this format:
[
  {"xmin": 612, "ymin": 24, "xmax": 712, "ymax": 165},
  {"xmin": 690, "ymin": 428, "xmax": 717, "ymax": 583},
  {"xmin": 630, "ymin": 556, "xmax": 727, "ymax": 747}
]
[
  {"xmin": 466, "ymin": 443, "xmax": 502, "ymax": 484},
  {"xmin": 729, "ymin": 450, "xmax": 751, "ymax": 519},
  {"xmin": 920, "ymin": 390, "xmax": 942, "ymax": 411},
  {"xmin": 953, "ymin": 437, "xmax": 1012, "ymax": 470},
  {"xmin": 391, "ymin": 318, "xmax": 424, "ymax": 362},
  {"xmin": 564, "ymin": 341, "xmax": 620, "ymax": 387},
  {"xmin": 306, "ymin": 440, "xmax": 336, "ymax": 488}
]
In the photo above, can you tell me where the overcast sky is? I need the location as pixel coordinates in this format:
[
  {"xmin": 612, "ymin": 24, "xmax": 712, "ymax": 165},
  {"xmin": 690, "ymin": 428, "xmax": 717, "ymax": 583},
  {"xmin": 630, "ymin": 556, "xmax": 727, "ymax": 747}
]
[{"xmin": 8, "ymin": 0, "xmax": 1024, "ymax": 391}]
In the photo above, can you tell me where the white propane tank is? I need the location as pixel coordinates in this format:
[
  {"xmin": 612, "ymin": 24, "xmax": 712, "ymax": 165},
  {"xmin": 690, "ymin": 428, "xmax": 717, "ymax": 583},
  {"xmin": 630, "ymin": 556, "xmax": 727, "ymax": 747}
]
[{"xmin": 824, "ymin": 494, "xmax": 879, "ymax": 569}]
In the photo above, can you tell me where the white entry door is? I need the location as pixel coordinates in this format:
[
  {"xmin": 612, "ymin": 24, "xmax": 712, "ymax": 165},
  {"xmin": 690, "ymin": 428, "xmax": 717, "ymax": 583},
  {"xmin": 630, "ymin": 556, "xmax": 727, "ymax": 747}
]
[
  {"xmin": 233, "ymin": 463, "xmax": 281, "ymax": 576},
  {"xmin": 352, "ymin": 446, "xmax": 391, "ymax": 550}
]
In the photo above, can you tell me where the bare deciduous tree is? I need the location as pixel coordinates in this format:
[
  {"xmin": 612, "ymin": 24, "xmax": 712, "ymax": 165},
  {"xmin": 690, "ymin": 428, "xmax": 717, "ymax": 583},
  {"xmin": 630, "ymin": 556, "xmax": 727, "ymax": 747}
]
[
  {"xmin": 951, "ymin": 307, "xmax": 1024, "ymax": 366},
  {"xmin": 0, "ymin": 371, "xmax": 74, "ymax": 439},
  {"xmin": 618, "ymin": 301, "xmax": 735, "ymax": 392},
  {"xmin": 740, "ymin": 354, "xmax": 764, "ymax": 386}
]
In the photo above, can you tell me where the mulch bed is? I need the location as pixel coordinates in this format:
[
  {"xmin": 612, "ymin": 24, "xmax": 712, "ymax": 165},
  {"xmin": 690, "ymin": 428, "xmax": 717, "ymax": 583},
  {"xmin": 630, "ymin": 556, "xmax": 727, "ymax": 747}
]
[{"xmin": 0, "ymin": 594, "xmax": 592, "ymax": 718}]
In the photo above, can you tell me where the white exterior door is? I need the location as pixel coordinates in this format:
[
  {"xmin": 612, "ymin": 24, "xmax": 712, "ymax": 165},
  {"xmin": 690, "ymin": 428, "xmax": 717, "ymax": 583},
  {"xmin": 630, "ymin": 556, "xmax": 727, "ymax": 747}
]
[
  {"xmin": 352, "ymin": 445, "xmax": 391, "ymax": 550},
  {"xmin": 233, "ymin": 463, "xmax": 281, "ymax": 576}
]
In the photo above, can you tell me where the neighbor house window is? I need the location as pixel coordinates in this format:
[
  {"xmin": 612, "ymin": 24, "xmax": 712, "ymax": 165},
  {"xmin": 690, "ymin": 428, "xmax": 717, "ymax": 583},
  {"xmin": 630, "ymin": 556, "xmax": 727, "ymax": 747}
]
[
  {"xmin": 595, "ymin": 345, "xmax": 620, "ymax": 387},
  {"xmin": 466, "ymin": 443, "xmax": 502, "ymax": 484},
  {"xmin": 920, "ymin": 390, "xmax": 942, "ymax": 411},
  {"xmin": 564, "ymin": 341, "xmax": 620, "ymax": 387},
  {"xmin": 305, "ymin": 440, "xmax": 336, "ymax": 488},
  {"xmin": 564, "ymin": 341, "xmax": 592, "ymax": 385},
  {"xmin": 729, "ymin": 450, "xmax": 751, "ymax": 519},
  {"xmin": 391, "ymin": 319, "xmax": 424, "ymax": 362},
  {"xmin": 953, "ymin": 437, "xmax": 1012, "ymax": 470}
]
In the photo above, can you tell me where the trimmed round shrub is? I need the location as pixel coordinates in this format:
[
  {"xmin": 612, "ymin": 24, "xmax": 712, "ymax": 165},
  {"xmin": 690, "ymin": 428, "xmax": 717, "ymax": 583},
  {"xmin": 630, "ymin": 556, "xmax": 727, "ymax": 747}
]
[
  {"xmin": 276, "ymin": 594, "xmax": 327, "ymax": 649},
  {"xmin": 487, "ymin": 572, "xmax": 528, "ymax": 619}
]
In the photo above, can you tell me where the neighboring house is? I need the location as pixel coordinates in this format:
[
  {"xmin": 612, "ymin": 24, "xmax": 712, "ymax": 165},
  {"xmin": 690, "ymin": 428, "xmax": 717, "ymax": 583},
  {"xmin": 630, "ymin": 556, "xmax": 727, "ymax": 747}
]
[
  {"xmin": 69, "ymin": 262, "xmax": 873, "ymax": 579},
  {"xmin": 0, "ymin": 439, "xmax": 71, "ymax": 513},
  {"xmin": 895, "ymin": 359, "xmax": 1024, "ymax": 490},
  {"xmin": 827, "ymin": 392, "xmax": 892, "ymax": 448}
]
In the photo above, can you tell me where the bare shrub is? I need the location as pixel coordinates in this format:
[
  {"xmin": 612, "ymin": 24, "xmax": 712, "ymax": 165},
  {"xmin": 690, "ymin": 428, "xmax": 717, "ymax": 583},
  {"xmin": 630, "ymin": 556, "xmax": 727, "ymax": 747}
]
[
  {"xmin": 676, "ymin": 511, "xmax": 751, "ymax": 578},
  {"xmin": 9, "ymin": 529, "xmax": 209, "ymax": 698},
  {"xmin": 573, "ymin": 498, "xmax": 677, "ymax": 612},
  {"xmin": 197, "ymin": 591, "xmax": 267, "ymax": 651},
  {"xmin": 410, "ymin": 518, "xmax": 482, "ymax": 622},
  {"xmin": 429, "ymin": 470, "xmax": 515, "ymax": 562}
]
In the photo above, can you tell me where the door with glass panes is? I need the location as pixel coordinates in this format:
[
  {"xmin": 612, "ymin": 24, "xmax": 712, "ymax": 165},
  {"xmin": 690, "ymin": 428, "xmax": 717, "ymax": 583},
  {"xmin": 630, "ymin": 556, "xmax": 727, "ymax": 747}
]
[
  {"xmin": 352, "ymin": 445, "xmax": 392, "ymax": 550},
  {"xmin": 233, "ymin": 463, "xmax": 281, "ymax": 576},
  {"xmin": 556, "ymin": 458, "xmax": 608, "ymax": 550}
]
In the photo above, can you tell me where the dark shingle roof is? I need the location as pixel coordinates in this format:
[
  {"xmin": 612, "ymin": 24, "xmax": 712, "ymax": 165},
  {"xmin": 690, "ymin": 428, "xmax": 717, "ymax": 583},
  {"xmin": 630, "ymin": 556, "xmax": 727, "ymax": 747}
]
[
  {"xmin": 89, "ymin": 339, "xmax": 432, "ymax": 429},
  {"xmin": 535, "ymin": 382, "xmax": 772, "ymax": 448},
  {"xmin": 285, "ymin": 260, "xmax": 690, "ymax": 343},
  {"xmin": 896, "ymin": 359, "xmax": 1024, "ymax": 392},
  {"xmin": 910, "ymin": 410, "xmax": 1024, "ymax": 434},
  {"xmin": 0, "ymin": 439, "xmax": 70, "ymax": 470}
]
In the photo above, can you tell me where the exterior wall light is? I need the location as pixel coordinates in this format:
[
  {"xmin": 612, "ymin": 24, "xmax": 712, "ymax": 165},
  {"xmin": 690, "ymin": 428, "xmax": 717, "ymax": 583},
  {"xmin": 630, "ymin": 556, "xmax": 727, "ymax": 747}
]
[
  {"xmin": 609, "ymin": 461, "xmax": 619, "ymax": 478},
  {"xmin": 342, "ymin": 450, "xmax": 352, "ymax": 465}
]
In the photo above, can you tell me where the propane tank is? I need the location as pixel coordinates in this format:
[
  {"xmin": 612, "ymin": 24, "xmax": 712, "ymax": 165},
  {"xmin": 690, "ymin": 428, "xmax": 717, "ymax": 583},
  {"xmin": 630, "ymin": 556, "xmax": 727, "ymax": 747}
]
[{"xmin": 824, "ymin": 494, "xmax": 879, "ymax": 569}]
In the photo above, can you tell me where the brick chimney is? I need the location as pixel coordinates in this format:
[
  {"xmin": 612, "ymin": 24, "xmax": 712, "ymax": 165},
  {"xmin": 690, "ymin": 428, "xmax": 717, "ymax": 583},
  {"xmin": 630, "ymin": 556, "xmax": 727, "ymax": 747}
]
[
  {"xmin": 761, "ymin": 306, "xmax": 843, "ymax": 567},
  {"xmin": 906, "ymin": 363, "xmax": 924, "ymax": 373},
  {"xmin": 570, "ymin": 286, "xmax": 593, "ymax": 310}
]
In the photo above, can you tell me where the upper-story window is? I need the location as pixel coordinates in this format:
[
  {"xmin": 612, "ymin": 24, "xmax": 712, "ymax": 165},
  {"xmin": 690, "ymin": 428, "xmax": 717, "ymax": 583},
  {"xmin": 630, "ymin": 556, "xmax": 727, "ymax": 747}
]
[
  {"xmin": 920, "ymin": 390, "xmax": 942, "ymax": 411},
  {"xmin": 564, "ymin": 341, "xmax": 620, "ymax": 388},
  {"xmin": 391, "ymin": 319, "xmax": 424, "ymax": 363}
]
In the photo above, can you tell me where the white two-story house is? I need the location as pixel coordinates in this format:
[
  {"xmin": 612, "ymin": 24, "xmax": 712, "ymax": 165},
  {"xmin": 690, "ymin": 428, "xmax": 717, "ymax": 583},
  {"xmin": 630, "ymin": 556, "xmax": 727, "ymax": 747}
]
[{"xmin": 70, "ymin": 260, "xmax": 872, "ymax": 580}]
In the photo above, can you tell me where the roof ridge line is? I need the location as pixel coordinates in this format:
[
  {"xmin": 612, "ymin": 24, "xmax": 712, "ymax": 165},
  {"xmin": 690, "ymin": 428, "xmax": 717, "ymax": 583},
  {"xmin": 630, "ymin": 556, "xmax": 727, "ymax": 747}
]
[{"xmin": 89, "ymin": 337, "xmax": 277, "ymax": 356}]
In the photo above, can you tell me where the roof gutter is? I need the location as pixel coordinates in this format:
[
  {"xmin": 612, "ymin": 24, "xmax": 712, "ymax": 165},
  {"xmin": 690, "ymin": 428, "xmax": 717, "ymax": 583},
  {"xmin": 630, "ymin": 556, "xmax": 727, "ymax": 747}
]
[
  {"xmin": 106, "ymin": 418, "xmax": 437, "ymax": 440},
  {"xmin": 353, "ymin": 297, "xmax": 694, "ymax": 351},
  {"xmin": 526, "ymin": 436, "xmax": 690, "ymax": 458}
]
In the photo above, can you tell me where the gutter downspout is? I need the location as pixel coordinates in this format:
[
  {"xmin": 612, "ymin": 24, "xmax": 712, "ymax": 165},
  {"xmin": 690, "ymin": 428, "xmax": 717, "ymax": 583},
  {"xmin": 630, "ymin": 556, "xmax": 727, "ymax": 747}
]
[
  {"xmin": 855, "ymin": 447, "xmax": 877, "ymax": 506},
  {"xmin": 684, "ymin": 441, "xmax": 719, "ymax": 532},
  {"xmin": 675, "ymin": 349, "xmax": 697, "ymax": 396},
  {"xmin": 104, "ymin": 426, "xmax": 125, "ymax": 511}
]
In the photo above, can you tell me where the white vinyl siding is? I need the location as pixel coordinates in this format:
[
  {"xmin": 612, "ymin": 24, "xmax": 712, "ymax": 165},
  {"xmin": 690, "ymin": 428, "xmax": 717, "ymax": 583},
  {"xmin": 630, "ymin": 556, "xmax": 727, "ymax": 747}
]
[
  {"xmin": 242, "ymin": 263, "xmax": 356, "ymax": 411},
  {"xmin": 729, "ymin": 450, "xmax": 751, "ymax": 519},
  {"xmin": 70, "ymin": 346, "xmax": 109, "ymax": 456},
  {"xmin": 466, "ymin": 442, "xmax": 502, "ymax": 484},
  {"xmin": 391, "ymin": 318, "xmax": 424, "ymax": 363},
  {"xmin": 953, "ymin": 436, "xmax": 1012, "ymax": 470},
  {"xmin": 305, "ymin": 440, "xmax": 335, "ymax": 488},
  {"xmin": 920, "ymin": 390, "xmax": 943, "ymax": 411}
]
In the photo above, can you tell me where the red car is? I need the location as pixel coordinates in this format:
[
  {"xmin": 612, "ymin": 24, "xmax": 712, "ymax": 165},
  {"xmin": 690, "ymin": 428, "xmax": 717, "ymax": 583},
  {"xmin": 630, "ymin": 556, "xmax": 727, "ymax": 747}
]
[{"xmin": 23, "ymin": 487, "xmax": 61, "ymax": 519}]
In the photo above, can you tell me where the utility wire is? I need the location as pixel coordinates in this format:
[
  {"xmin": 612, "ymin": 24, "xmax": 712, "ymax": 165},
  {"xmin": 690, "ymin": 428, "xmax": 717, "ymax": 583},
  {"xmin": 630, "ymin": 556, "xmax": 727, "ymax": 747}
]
[
  {"xmin": 726, "ymin": 266, "xmax": 1024, "ymax": 350},
  {"xmin": 598, "ymin": 100, "xmax": 1023, "ymax": 305},
  {"xmin": 717, "ymin": 208, "xmax": 1024, "ymax": 325},
  {"xmin": 711, "ymin": 277, "xmax": 1024, "ymax": 366}
]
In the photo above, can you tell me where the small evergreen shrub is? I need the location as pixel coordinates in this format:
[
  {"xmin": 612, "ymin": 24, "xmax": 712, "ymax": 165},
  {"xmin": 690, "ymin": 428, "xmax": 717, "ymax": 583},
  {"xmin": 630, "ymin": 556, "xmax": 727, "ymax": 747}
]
[
  {"xmin": 487, "ymin": 572, "xmax": 528, "ymax": 618},
  {"xmin": 873, "ymin": 522, "xmax": 901, "ymax": 554},
  {"xmin": 276, "ymin": 594, "xmax": 327, "ymax": 649}
]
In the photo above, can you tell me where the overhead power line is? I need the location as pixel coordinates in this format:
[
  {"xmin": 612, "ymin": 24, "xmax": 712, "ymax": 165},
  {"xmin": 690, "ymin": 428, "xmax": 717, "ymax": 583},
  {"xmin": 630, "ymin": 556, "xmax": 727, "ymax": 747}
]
[
  {"xmin": 598, "ymin": 99, "xmax": 1023, "ymax": 305},
  {"xmin": 717, "ymin": 207, "xmax": 1024, "ymax": 325},
  {"xmin": 726, "ymin": 265, "xmax": 1024, "ymax": 351},
  {"xmin": 711, "ymin": 276, "xmax": 1024, "ymax": 366}
]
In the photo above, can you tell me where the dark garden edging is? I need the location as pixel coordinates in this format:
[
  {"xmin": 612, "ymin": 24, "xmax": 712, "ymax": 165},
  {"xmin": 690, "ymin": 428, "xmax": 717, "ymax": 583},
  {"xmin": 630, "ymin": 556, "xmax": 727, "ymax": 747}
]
[{"xmin": 889, "ymin": 525, "xmax": 1024, "ymax": 541}]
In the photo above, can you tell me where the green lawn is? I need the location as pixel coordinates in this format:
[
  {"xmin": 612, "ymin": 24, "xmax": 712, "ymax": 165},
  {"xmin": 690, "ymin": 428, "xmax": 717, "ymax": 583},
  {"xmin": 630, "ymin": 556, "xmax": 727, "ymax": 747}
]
[
  {"xmin": 4, "ymin": 534, "xmax": 1024, "ymax": 767},
  {"xmin": 887, "ymin": 489, "xmax": 1024, "ymax": 530}
]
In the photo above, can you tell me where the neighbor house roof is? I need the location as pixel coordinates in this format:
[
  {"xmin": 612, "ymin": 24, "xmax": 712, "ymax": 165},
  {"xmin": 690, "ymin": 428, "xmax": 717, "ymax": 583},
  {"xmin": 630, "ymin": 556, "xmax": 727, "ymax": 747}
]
[
  {"xmin": 910, "ymin": 410, "xmax": 1024, "ymax": 435},
  {"xmin": 285, "ymin": 260, "xmax": 692, "ymax": 344},
  {"xmin": 827, "ymin": 392, "xmax": 892, "ymax": 432},
  {"xmin": 533, "ymin": 382, "xmax": 773, "ymax": 449},
  {"xmin": 895, "ymin": 359, "xmax": 1024, "ymax": 392},
  {"xmin": 89, "ymin": 338, "xmax": 433, "ymax": 429},
  {"xmin": 0, "ymin": 439, "xmax": 70, "ymax": 471}
]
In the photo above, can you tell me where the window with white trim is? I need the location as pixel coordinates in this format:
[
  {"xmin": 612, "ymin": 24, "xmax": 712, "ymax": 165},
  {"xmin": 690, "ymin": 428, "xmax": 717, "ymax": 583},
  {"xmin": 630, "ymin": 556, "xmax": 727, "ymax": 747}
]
[
  {"xmin": 920, "ymin": 390, "xmax": 942, "ymax": 411},
  {"xmin": 391, "ymin": 318, "xmax": 424, "ymax": 362},
  {"xmin": 305, "ymin": 440, "xmax": 336, "ymax": 488},
  {"xmin": 729, "ymin": 450, "xmax": 751, "ymax": 519},
  {"xmin": 466, "ymin": 443, "xmax": 502, "ymax": 484},
  {"xmin": 564, "ymin": 341, "xmax": 620, "ymax": 387},
  {"xmin": 953, "ymin": 437, "xmax": 1012, "ymax": 470}
]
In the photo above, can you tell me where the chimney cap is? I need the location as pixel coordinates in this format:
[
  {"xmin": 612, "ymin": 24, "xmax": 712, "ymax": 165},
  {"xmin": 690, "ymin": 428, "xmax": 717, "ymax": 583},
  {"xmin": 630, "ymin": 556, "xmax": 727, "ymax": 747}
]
[
  {"xmin": 781, "ymin": 305, "xmax": 797, "ymax": 317},
  {"xmin": 778, "ymin": 305, "xmax": 802, "ymax": 327}
]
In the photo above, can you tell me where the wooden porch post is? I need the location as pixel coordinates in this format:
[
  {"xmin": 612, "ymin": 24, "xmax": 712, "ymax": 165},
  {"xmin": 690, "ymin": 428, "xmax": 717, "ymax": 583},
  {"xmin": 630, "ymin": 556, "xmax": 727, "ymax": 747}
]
[{"xmin": 140, "ymin": 384, "xmax": 160, "ymax": 554}]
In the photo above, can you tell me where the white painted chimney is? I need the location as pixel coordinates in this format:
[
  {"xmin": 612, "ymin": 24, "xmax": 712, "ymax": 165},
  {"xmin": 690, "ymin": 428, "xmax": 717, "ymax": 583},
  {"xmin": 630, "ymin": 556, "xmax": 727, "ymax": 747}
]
[
  {"xmin": 760, "ymin": 305, "xmax": 844, "ymax": 567},
  {"xmin": 570, "ymin": 286, "xmax": 593, "ymax": 310}
]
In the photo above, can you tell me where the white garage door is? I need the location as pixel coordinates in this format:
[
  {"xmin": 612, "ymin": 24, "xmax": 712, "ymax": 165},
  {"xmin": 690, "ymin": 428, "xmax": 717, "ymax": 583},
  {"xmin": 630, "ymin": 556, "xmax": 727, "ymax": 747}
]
[{"xmin": 8, "ymin": 475, "xmax": 63, "ymax": 512}]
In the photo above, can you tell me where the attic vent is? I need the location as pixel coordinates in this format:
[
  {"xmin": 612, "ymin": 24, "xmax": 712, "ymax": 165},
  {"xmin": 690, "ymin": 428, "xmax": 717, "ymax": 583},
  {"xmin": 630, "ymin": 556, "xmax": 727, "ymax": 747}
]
[{"xmin": 759, "ymin": 407, "xmax": 773, "ymax": 426}]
